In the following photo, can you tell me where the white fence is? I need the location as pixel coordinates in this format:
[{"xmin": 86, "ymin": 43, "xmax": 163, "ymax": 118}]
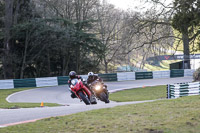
[
  {"xmin": 167, "ymin": 82, "xmax": 200, "ymax": 98},
  {"xmin": 184, "ymin": 69, "xmax": 195, "ymax": 76},
  {"xmin": 0, "ymin": 80, "xmax": 14, "ymax": 89},
  {"xmin": 153, "ymin": 70, "xmax": 170, "ymax": 79},
  {"xmin": 36, "ymin": 77, "xmax": 58, "ymax": 87},
  {"xmin": 117, "ymin": 72, "xmax": 135, "ymax": 81}
]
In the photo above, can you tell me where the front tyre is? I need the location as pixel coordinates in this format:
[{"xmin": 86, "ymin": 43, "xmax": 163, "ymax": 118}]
[
  {"xmin": 99, "ymin": 92, "xmax": 110, "ymax": 103},
  {"xmin": 78, "ymin": 91, "xmax": 90, "ymax": 105}
]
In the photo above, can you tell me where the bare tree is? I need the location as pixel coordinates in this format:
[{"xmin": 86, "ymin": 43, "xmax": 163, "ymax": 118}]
[
  {"xmin": 95, "ymin": 1, "xmax": 128, "ymax": 73},
  {"xmin": 130, "ymin": 0, "xmax": 200, "ymax": 69}
]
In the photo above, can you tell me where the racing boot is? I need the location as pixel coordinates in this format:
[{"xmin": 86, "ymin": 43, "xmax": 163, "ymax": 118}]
[
  {"xmin": 90, "ymin": 95, "xmax": 97, "ymax": 104},
  {"xmin": 71, "ymin": 91, "xmax": 77, "ymax": 98}
]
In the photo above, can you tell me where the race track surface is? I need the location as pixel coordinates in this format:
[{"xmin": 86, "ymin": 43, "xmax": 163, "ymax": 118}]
[{"xmin": 0, "ymin": 77, "xmax": 193, "ymax": 127}]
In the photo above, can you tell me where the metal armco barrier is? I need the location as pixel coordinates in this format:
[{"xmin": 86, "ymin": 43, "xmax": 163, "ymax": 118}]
[{"xmin": 167, "ymin": 82, "xmax": 200, "ymax": 99}]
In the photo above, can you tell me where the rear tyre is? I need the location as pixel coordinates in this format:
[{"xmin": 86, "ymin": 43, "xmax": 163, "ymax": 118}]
[{"xmin": 78, "ymin": 91, "xmax": 90, "ymax": 105}]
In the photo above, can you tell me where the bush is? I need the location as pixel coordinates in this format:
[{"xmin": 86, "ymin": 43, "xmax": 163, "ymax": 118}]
[{"xmin": 193, "ymin": 68, "xmax": 200, "ymax": 81}]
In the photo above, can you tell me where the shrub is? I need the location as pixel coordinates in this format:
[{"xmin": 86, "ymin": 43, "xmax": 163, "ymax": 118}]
[{"xmin": 193, "ymin": 68, "xmax": 200, "ymax": 81}]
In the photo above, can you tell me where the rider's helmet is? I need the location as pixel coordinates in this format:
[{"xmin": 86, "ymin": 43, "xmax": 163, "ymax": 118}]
[
  {"xmin": 88, "ymin": 72, "xmax": 94, "ymax": 78},
  {"xmin": 69, "ymin": 71, "xmax": 76, "ymax": 79}
]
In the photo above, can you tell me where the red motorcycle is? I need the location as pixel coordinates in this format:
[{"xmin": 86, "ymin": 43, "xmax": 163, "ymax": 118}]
[{"xmin": 70, "ymin": 78, "xmax": 95, "ymax": 105}]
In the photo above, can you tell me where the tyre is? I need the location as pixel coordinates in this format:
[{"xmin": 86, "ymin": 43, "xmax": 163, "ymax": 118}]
[
  {"xmin": 99, "ymin": 92, "xmax": 110, "ymax": 103},
  {"xmin": 78, "ymin": 91, "xmax": 90, "ymax": 105}
]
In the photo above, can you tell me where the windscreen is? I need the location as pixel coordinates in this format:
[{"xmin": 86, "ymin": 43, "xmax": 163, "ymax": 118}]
[{"xmin": 71, "ymin": 79, "xmax": 78, "ymax": 86}]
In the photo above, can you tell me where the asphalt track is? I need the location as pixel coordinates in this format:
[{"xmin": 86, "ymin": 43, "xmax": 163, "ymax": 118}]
[{"xmin": 0, "ymin": 77, "xmax": 193, "ymax": 127}]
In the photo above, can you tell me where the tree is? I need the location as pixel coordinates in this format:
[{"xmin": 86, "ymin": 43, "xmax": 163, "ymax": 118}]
[
  {"xmin": 172, "ymin": 0, "xmax": 200, "ymax": 69},
  {"xmin": 96, "ymin": 1, "xmax": 127, "ymax": 73},
  {"xmin": 37, "ymin": 0, "xmax": 103, "ymax": 74},
  {"xmin": 139, "ymin": 0, "xmax": 200, "ymax": 69},
  {"xmin": 1, "ymin": 0, "xmax": 38, "ymax": 79},
  {"xmin": 3, "ymin": 0, "xmax": 14, "ymax": 79},
  {"xmin": 118, "ymin": 6, "xmax": 174, "ymax": 69}
]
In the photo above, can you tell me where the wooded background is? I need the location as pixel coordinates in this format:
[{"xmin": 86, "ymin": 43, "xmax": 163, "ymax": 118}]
[{"xmin": 0, "ymin": 0, "xmax": 199, "ymax": 79}]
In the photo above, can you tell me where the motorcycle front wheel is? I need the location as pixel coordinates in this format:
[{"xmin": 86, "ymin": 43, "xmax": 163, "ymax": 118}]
[
  {"xmin": 99, "ymin": 92, "xmax": 110, "ymax": 103},
  {"xmin": 78, "ymin": 91, "xmax": 90, "ymax": 105}
]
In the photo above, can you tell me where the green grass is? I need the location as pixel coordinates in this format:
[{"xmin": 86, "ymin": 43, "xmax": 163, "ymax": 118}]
[
  {"xmin": 0, "ymin": 88, "xmax": 60, "ymax": 109},
  {"xmin": 109, "ymin": 85, "xmax": 166, "ymax": 102},
  {"xmin": 0, "ymin": 95, "xmax": 199, "ymax": 133}
]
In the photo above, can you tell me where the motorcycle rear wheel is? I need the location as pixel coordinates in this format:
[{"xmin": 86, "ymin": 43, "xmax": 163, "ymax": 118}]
[{"xmin": 78, "ymin": 91, "xmax": 90, "ymax": 105}]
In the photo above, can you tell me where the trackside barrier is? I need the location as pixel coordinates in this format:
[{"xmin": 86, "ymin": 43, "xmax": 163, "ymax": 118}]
[
  {"xmin": 135, "ymin": 72, "xmax": 153, "ymax": 80},
  {"xmin": 0, "ymin": 80, "xmax": 14, "ymax": 89},
  {"xmin": 117, "ymin": 72, "xmax": 135, "ymax": 81},
  {"xmin": 98, "ymin": 73, "xmax": 117, "ymax": 81},
  {"xmin": 0, "ymin": 69, "xmax": 195, "ymax": 89},
  {"xmin": 57, "ymin": 76, "xmax": 69, "ymax": 85},
  {"xmin": 170, "ymin": 69, "xmax": 184, "ymax": 78},
  {"xmin": 13, "ymin": 78, "xmax": 36, "ymax": 88},
  {"xmin": 167, "ymin": 82, "xmax": 200, "ymax": 99},
  {"xmin": 153, "ymin": 70, "xmax": 170, "ymax": 79},
  {"xmin": 184, "ymin": 69, "xmax": 195, "ymax": 77},
  {"xmin": 36, "ymin": 77, "xmax": 58, "ymax": 87}
]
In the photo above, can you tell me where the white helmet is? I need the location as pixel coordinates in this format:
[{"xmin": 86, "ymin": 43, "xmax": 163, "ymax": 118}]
[{"xmin": 88, "ymin": 72, "xmax": 94, "ymax": 77}]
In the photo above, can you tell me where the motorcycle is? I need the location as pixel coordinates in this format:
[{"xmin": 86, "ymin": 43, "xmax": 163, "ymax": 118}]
[
  {"xmin": 89, "ymin": 80, "xmax": 109, "ymax": 103},
  {"xmin": 70, "ymin": 78, "xmax": 96, "ymax": 105}
]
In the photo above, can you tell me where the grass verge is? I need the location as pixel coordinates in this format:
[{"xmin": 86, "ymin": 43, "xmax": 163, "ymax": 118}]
[
  {"xmin": 109, "ymin": 85, "xmax": 166, "ymax": 102},
  {"xmin": 0, "ymin": 88, "xmax": 60, "ymax": 109},
  {"xmin": 0, "ymin": 95, "xmax": 199, "ymax": 133}
]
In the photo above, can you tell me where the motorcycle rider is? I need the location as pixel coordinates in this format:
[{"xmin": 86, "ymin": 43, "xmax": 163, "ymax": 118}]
[
  {"xmin": 87, "ymin": 72, "xmax": 103, "ymax": 85},
  {"xmin": 68, "ymin": 71, "xmax": 96, "ymax": 103},
  {"xmin": 87, "ymin": 72, "xmax": 108, "ymax": 91},
  {"xmin": 68, "ymin": 71, "xmax": 82, "ymax": 98}
]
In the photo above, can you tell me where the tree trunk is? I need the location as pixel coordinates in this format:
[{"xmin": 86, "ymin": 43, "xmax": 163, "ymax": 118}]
[
  {"xmin": 3, "ymin": 0, "xmax": 14, "ymax": 79},
  {"xmin": 13, "ymin": 0, "xmax": 24, "ymax": 25},
  {"xmin": 104, "ymin": 57, "xmax": 108, "ymax": 73},
  {"xmin": 47, "ymin": 49, "xmax": 51, "ymax": 77},
  {"xmin": 182, "ymin": 31, "xmax": 191, "ymax": 69},
  {"xmin": 76, "ymin": 46, "xmax": 80, "ymax": 73},
  {"xmin": 97, "ymin": 5, "xmax": 107, "ymax": 73},
  {"xmin": 20, "ymin": 31, "xmax": 29, "ymax": 79},
  {"xmin": 62, "ymin": 50, "xmax": 70, "ymax": 76}
]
